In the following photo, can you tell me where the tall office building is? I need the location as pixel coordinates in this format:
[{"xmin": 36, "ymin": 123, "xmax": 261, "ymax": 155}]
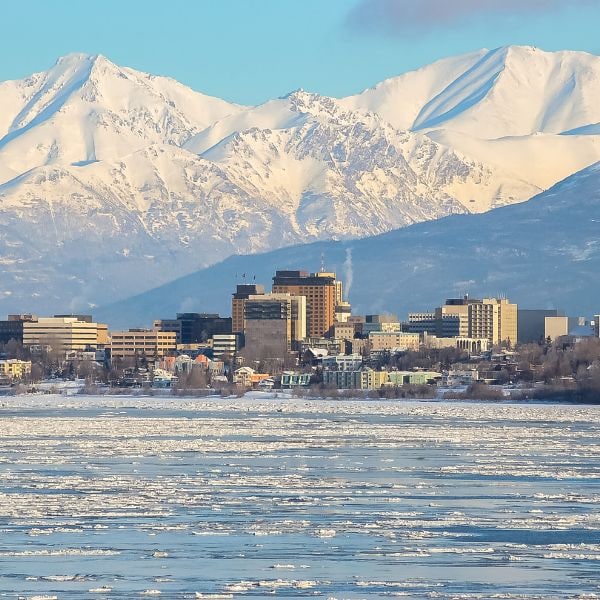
[
  {"xmin": 243, "ymin": 293, "xmax": 306, "ymax": 360},
  {"xmin": 469, "ymin": 298, "xmax": 517, "ymax": 346},
  {"xmin": 231, "ymin": 284, "xmax": 265, "ymax": 334},
  {"xmin": 272, "ymin": 270, "xmax": 340, "ymax": 338}
]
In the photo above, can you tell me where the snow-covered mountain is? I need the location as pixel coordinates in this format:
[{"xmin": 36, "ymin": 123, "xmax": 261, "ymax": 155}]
[
  {"xmin": 1, "ymin": 46, "xmax": 600, "ymax": 316},
  {"xmin": 342, "ymin": 45, "xmax": 600, "ymax": 188},
  {"xmin": 96, "ymin": 161, "xmax": 600, "ymax": 328}
]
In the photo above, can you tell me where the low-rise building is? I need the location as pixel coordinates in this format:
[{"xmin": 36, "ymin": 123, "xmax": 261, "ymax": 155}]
[
  {"xmin": 323, "ymin": 369, "xmax": 361, "ymax": 390},
  {"xmin": 359, "ymin": 368, "xmax": 388, "ymax": 390},
  {"xmin": 422, "ymin": 334, "xmax": 489, "ymax": 353},
  {"xmin": 152, "ymin": 368, "xmax": 178, "ymax": 389},
  {"xmin": 386, "ymin": 371, "xmax": 442, "ymax": 386},
  {"xmin": 368, "ymin": 331, "xmax": 420, "ymax": 352},
  {"xmin": 280, "ymin": 372, "xmax": 311, "ymax": 388},
  {"xmin": 233, "ymin": 366, "xmax": 255, "ymax": 387},
  {"xmin": 0, "ymin": 359, "xmax": 32, "ymax": 380},
  {"xmin": 233, "ymin": 366, "xmax": 270, "ymax": 388},
  {"xmin": 110, "ymin": 329, "xmax": 177, "ymax": 362},
  {"xmin": 443, "ymin": 369, "xmax": 479, "ymax": 387},
  {"xmin": 321, "ymin": 354, "xmax": 363, "ymax": 371}
]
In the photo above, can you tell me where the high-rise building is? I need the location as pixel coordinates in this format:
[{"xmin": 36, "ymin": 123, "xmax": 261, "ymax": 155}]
[
  {"xmin": 23, "ymin": 316, "xmax": 106, "ymax": 354},
  {"xmin": 272, "ymin": 270, "xmax": 340, "ymax": 338},
  {"xmin": 231, "ymin": 284, "xmax": 265, "ymax": 334},
  {"xmin": 469, "ymin": 298, "xmax": 517, "ymax": 346},
  {"xmin": 436, "ymin": 299, "xmax": 471, "ymax": 337},
  {"xmin": 243, "ymin": 293, "xmax": 306, "ymax": 361}
]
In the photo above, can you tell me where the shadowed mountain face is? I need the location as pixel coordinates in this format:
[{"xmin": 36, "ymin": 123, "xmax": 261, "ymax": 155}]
[
  {"xmin": 95, "ymin": 162, "xmax": 600, "ymax": 327},
  {"xmin": 1, "ymin": 47, "xmax": 600, "ymax": 316}
]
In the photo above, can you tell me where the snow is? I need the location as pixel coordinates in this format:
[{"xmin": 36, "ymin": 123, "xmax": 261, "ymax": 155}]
[
  {"xmin": 97, "ymin": 162, "xmax": 600, "ymax": 327},
  {"xmin": 0, "ymin": 47, "xmax": 599, "ymax": 315}
]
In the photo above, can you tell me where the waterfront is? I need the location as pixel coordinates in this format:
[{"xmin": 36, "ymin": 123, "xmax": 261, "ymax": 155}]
[{"xmin": 1, "ymin": 396, "xmax": 599, "ymax": 598}]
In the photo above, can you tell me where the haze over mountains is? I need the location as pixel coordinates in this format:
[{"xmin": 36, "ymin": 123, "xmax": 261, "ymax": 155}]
[{"xmin": 1, "ymin": 46, "xmax": 600, "ymax": 316}]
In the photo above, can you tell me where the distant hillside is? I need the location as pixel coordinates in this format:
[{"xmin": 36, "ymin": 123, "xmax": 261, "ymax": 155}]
[{"xmin": 96, "ymin": 162, "xmax": 600, "ymax": 328}]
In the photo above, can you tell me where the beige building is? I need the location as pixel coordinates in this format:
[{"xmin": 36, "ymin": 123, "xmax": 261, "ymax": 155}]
[
  {"xmin": 23, "ymin": 316, "xmax": 106, "ymax": 354},
  {"xmin": 433, "ymin": 297, "xmax": 518, "ymax": 346},
  {"xmin": 369, "ymin": 331, "xmax": 420, "ymax": 352},
  {"xmin": 545, "ymin": 316, "xmax": 569, "ymax": 341},
  {"xmin": 359, "ymin": 368, "xmax": 389, "ymax": 390},
  {"xmin": 110, "ymin": 329, "xmax": 177, "ymax": 361},
  {"xmin": 332, "ymin": 322, "xmax": 356, "ymax": 341},
  {"xmin": 471, "ymin": 298, "xmax": 517, "ymax": 346},
  {"xmin": 422, "ymin": 334, "xmax": 490, "ymax": 353}
]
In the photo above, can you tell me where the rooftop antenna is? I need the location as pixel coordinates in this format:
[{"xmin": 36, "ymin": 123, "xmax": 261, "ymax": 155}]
[{"xmin": 320, "ymin": 252, "xmax": 325, "ymax": 273}]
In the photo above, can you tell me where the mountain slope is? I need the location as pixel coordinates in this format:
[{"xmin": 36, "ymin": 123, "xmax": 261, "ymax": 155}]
[
  {"xmin": 344, "ymin": 46, "xmax": 600, "ymax": 138},
  {"xmin": 0, "ymin": 86, "xmax": 540, "ymax": 316},
  {"xmin": 0, "ymin": 53, "xmax": 244, "ymax": 183},
  {"xmin": 0, "ymin": 48, "xmax": 600, "ymax": 317},
  {"xmin": 95, "ymin": 162, "xmax": 600, "ymax": 328}
]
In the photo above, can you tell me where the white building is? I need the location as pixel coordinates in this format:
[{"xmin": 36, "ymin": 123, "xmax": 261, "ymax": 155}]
[{"xmin": 321, "ymin": 354, "xmax": 363, "ymax": 371}]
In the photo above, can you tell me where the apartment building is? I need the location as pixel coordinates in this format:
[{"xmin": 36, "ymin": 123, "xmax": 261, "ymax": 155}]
[{"xmin": 0, "ymin": 359, "xmax": 32, "ymax": 379}]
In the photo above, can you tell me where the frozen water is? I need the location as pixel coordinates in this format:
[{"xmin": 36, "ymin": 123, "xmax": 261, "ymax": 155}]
[{"xmin": 0, "ymin": 395, "xmax": 599, "ymax": 598}]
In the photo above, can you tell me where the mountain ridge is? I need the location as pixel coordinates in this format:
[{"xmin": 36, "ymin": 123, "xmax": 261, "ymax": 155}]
[{"xmin": 0, "ymin": 46, "xmax": 599, "ymax": 316}]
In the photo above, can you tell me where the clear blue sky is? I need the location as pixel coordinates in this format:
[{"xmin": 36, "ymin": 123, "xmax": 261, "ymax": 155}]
[{"xmin": 2, "ymin": 0, "xmax": 599, "ymax": 105}]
